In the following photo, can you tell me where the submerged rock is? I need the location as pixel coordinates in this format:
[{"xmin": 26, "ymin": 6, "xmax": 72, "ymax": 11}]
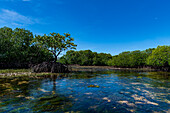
[{"xmin": 88, "ymin": 85, "xmax": 100, "ymax": 88}]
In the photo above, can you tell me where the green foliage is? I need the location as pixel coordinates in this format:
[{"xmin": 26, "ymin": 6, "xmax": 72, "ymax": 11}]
[
  {"xmin": 128, "ymin": 50, "xmax": 146, "ymax": 67},
  {"xmin": 93, "ymin": 53, "xmax": 112, "ymax": 66},
  {"xmin": 0, "ymin": 26, "xmax": 77, "ymax": 68},
  {"xmin": 107, "ymin": 46, "xmax": 169, "ymax": 68},
  {"xmin": 60, "ymin": 46, "xmax": 169, "ymax": 68},
  {"xmin": 107, "ymin": 49, "xmax": 155, "ymax": 67},
  {"xmin": 59, "ymin": 50, "xmax": 112, "ymax": 66},
  {"xmin": 32, "ymin": 33, "xmax": 77, "ymax": 62},
  {"xmin": 0, "ymin": 26, "xmax": 169, "ymax": 69},
  {"xmin": 79, "ymin": 50, "xmax": 94, "ymax": 65},
  {"xmin": 0, "ymin": 26, "xmax": 53, "ymax": 68},
  {"xmin": 0, "ymin": 27, "xmax": 34, "ymax": 64},
  {"xmin": 0, "ymin": 26, "xmax": 77, "ymax": 69},
  {"xmin": 146, "ymin": 45, "xmax": 170, "ymax": 67},
  {"xmin": 0, "ymin": 27, "xmax": 13, "ymax": 63}
]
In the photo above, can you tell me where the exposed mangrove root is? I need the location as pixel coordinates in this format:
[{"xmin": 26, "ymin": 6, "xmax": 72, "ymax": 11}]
[{"xmin": 31, "ymin": 62, "xmax": 69, "ymax": 73}]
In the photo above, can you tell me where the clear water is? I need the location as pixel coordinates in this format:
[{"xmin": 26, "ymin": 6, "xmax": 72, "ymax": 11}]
[{"xmin": 0, "ymin": 71, "xmax": 169, "ymax": 113}]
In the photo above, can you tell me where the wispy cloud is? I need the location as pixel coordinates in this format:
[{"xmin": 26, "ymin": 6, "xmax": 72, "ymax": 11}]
[
  {"xmin": 0, "ymin": 0, "xmax": 31, "ymax": 1},
  {"xmin": 0, "ymin": 9, "xmax": 38, "ymax": 27}
]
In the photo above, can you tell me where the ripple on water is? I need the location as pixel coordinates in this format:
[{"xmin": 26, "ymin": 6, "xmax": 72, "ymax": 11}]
[{"xmin": 0, "ymin": 71, "xmax": 169, "ymax": 113}]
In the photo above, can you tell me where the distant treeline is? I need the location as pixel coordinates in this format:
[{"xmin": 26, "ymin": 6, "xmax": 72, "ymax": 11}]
[
  {"xmin": 108, "ymin": 46, "xmax": 170, "ymax": 68},
  {"xmin": 59, "ymin": 46, "xmax": 170, "ymax": 70},
  {"xmin": 0, "ymin": 27, "xmax": 53, "ymax": 68},
  {"xmin": 59, "ymin": 50, "xmax": 112, "ymax": 66},
  {"xmin": 0, "ymin": 26, "xmax": 170, "ymax": 70}
]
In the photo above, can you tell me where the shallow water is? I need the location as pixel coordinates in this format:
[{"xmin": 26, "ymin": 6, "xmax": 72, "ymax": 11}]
[{"xmin": 0, "ymin": 71, "xmax": 169, "ymax": 113}]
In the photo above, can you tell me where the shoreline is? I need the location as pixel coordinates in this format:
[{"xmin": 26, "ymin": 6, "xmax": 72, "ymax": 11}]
[
  {"xmin": 0, "ymin": 69, "xmax": 60, "ymax": 78},
  {"xmin": 69, "ymin": 65, "xmax": 166, "ymax": 72},
  {"xmin": 0, "ymin": 66, "xmax": 169, "ymax": 78}
]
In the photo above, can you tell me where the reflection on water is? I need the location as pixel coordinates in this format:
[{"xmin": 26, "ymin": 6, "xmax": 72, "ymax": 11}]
[{"xmin": 0, "ymin": 71, "xmax": 169, "ymax": 113}]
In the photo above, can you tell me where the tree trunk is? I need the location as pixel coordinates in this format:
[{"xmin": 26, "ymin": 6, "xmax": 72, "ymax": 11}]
[
  {"xmin": 51, "ymin": 62, "xmax": 56, "ymax": 73},
  {"xmin": 51, "ymin": 55, "xmax": 57, "ymax": 73},
  {"xmin": 54, "ymin": 55, "xmax": 57, "ymax": 62}
]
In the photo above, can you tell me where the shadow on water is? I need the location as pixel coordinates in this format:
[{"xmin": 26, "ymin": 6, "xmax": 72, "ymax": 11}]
[{"xmin": 0, "ymin": 70, "xmax": 169, "ymax": 113}]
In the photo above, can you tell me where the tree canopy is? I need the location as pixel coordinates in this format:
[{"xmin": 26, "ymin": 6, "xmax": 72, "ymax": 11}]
[
  {"xmin": 32, "ymin": 33, "xmax": 77, "ymax": 62},
  {"xmin": 146, "ymin": 45, "xmax": 170, "ymax": 67},
  {"xmin": 0, "ymin": 27, "xmax": 52, "ymax": 68},
  {"xmin": 59, "ymin": 50, "xmax": 112, "ymax": 66},
  {"xmin": 0, "ymin": 26, "xmax": 169, "ymax": 71},
  {"xmin": 59, "ymin": 45, "xmax": 169, "ymax": 70}
]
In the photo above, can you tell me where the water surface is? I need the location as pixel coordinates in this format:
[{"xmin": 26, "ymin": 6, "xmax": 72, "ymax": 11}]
[{"xmin": 0, "ymin": 71, "xmax": 169, "ymax": 113}]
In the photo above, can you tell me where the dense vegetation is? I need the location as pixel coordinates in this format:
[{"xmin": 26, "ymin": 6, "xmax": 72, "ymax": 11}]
[
  {"xmin": 59, "ymin": 46, "xmax": 170, "ymax": 70},
  {"xmin": 107, "ymin": 48, "xmax": 155, "ymax": 67},
  {"xmin": 59, "ymin": 50, "xmax": 112, "ymax": 66},
  {"xmin": 0, "ymin": 26, "xmax": 76, "ymax": 69},
  {"xmin": 0, "ymin": 27, "xmax": 54, "ymax": 68},
  {"xmin": 107, "ymin": 46, "xmax": 170, "ymax": 69},
  {"xmin": 0, "ymin": 26, "xmax": 169, "ymax": 71},
  {"xmin": 33, "ymin": 33, "xmax": 77, "ymax": 63}
]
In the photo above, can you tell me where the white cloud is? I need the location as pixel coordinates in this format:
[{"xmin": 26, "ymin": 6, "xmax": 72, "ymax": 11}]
[
  {"xmin": 0, "ymin": 9, "xmax": 38, "ymax": 27},
  {"xmin": 0, "ymin": 0, "xmax": 31, "ymax": 1}
]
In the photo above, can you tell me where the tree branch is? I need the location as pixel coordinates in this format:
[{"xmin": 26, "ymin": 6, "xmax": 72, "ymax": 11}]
[
  {"xmin": 56, "ymin": 50, "xmax": 62, "ymax": 57},
  {"xmin": 48, "ymin": 49, "xmax": 56, "ymax": 56}
]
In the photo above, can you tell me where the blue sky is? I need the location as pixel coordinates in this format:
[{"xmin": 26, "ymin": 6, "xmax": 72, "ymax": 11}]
[{"xmin": 0, "ymin": 0, "xmax": 170, "ymax": 55}]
